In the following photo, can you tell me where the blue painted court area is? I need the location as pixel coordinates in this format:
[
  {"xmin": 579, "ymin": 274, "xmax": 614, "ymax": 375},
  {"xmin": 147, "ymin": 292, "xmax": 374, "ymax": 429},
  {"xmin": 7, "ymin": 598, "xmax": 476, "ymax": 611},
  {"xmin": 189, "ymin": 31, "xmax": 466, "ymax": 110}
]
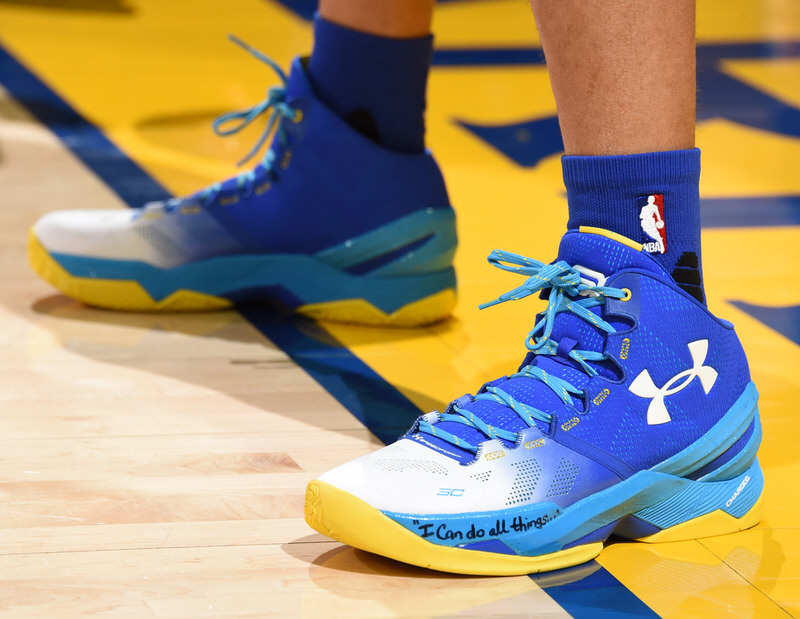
[
  {"xmin": 532, "ymin": 562, "xmax": 660, "ymax": 619},
  {"xmin": 0, "ymin": 44, "xmax": 170, "ymax": 208}
]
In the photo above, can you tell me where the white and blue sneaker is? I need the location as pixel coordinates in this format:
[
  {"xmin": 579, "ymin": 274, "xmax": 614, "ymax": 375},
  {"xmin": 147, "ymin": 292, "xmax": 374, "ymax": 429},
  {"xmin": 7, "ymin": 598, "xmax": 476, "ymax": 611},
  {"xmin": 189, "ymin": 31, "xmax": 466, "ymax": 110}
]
[
  {"xmin": 28, "ymin": 39, "xmax": 457, "ymax": 326},
  {"xmin": 305, "ymin": 227, "xmax": 763, "ymax": 575}
]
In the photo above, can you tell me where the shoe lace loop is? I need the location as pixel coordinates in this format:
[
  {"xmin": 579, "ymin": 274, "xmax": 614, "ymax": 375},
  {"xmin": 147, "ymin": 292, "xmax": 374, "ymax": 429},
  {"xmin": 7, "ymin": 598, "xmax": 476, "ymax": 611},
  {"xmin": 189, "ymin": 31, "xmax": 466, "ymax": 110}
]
[
  {"xmin": 212, "ymin": 35, "xmax": 297, "ymax": 168},
  {"xmin": 158, "ymin": 35, "xmax": 299, "ymax": 213},
  {"xmin": 416, "ymin": 250, "xmax": 628, "ymax": 454}
]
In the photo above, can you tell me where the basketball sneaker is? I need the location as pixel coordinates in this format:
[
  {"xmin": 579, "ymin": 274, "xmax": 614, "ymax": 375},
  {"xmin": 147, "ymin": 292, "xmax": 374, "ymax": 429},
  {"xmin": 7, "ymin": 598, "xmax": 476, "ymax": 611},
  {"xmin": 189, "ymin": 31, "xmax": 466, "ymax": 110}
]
[
  {"xmin": 305, "ymin": 227, "xmax": 763, "ymax": 575},
  {"xmin": 28, "ymin": 38, "xmax": 457, "ymax": 326}
]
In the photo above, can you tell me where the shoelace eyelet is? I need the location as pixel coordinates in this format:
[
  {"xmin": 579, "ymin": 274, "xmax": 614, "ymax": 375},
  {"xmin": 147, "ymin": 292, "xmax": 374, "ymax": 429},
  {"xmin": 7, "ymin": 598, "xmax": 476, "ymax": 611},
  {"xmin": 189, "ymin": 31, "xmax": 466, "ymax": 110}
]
[
  {"xmin": 620, "ymin": 288, "xmax": 633, "ymax": 302},
  {"xmin": 254, "ymin": 181, "xmax": 272, "ymax": 196},
  {"xmin": 291, "ymin": 109, "xmax": 303, "ymax": 124}
]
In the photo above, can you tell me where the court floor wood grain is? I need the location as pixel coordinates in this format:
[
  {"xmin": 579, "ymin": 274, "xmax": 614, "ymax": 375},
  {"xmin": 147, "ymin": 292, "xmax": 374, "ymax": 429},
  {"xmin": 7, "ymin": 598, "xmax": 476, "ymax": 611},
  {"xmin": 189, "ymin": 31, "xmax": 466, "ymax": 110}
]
[{"xmin": 1, "ymin": 1, "xmax": 799, "ymax": 617}]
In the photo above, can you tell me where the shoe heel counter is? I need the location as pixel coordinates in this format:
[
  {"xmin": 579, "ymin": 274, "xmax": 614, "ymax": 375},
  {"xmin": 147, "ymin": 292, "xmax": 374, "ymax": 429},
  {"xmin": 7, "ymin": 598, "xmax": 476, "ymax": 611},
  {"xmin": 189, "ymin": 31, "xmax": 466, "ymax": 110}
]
[
  {"xmin": 422, "ymin": 151, "xmax": 452, "ymax": 209},
  {"xmin": 718, "ymin": 328, "xmax": 760, "ymax": 477},
  {"xmin": 727, "ymin": 321, "xmax": 753, "ymax": 385},
  {"xmin": 616, "ymin": 458, "xmax": 764, "ymax": 543},
  {"xmin": 697, "ymin": 323, "xmax": 757, "ymax": 479},
  {"xmin": 315, "ymin": 206, "xmax": 457, "ymax": 277},
  {"xmin": 690, "ymin": 411, "xmax": 762, "ymax": 482},
  {"xmin": 372, "ymin": 206, "xmax": 457, "ymax": 277},
  {"xmin": 681, "ymin": 318, "xmax": 762, "ymax": 482}
]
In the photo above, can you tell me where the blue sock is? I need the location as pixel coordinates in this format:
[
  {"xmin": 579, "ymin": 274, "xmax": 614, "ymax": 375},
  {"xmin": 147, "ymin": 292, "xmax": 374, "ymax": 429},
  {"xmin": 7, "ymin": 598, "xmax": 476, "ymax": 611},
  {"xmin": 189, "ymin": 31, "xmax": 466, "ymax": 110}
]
[
  {"xmin": 563, "ymin": 148, "xmax": 705, "ymax": 304},
  {"xmin": 308, "ymin": 15, "xmax": 432, "ymax": 154}
]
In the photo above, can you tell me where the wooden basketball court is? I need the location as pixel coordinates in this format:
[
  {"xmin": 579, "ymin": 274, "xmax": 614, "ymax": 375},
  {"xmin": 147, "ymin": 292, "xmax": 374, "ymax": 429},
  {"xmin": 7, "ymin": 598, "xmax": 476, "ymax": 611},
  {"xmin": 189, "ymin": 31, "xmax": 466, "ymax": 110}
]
[{"xmin": 0, "ymin": 0, "xmax": 798, "ymax": 616}]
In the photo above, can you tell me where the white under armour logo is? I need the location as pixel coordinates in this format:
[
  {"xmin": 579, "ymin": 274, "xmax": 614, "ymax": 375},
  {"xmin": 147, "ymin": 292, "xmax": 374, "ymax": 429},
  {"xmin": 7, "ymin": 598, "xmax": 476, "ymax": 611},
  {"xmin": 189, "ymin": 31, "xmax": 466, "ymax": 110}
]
[{"xmin": 629, "ymin": 340, "xmax": 718, "ymax": 425}]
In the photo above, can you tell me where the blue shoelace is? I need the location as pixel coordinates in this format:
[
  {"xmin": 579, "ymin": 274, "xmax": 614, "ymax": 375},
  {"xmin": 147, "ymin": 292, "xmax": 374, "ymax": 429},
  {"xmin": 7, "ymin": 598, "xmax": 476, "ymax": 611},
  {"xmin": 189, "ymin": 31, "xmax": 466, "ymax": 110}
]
[
  {"xmin": 416, "ymin": 250, "xmax": 628, "ymax": 453},
  {"xmin": 160, "ymin": 35, "xmax": 300, "ymax": 212}
]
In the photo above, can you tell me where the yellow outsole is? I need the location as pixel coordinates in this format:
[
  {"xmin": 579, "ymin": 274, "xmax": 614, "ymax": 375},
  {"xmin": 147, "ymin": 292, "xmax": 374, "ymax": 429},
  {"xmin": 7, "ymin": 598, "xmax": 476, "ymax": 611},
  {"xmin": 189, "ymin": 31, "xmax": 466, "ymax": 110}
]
[
  {"xmin": 296, "ymin": 289, "xmax": 456, "ymax": 327},
  {"xmin": 28, "ymin": 229, "xmax": 232, "ymax": 312},
  {"xmin": 304, "ymin": 480, "xmax": 603, "ymax": 576},
  {"xmin": 305, "ymin": 479, "xmax": 765, "ymax": 575},
  {"xmin": 28, "ymin": 228, "xmax": 456, "ymax": 325}
]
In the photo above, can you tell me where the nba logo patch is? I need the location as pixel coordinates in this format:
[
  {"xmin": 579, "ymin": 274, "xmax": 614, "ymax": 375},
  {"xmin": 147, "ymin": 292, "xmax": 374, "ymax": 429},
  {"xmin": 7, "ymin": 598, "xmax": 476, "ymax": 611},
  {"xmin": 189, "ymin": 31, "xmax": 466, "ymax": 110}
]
[{"xmin": 637, "ymin": 194, "xmax": 666, "ymax": 254}]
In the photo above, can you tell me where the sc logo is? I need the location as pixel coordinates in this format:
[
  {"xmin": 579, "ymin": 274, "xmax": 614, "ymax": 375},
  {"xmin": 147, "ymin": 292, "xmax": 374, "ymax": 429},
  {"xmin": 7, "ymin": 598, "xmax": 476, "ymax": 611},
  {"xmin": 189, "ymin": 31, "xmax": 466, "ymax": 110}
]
[{"xmin": 437, "ymin": 488, "xmax": 465, "ymax": 497}]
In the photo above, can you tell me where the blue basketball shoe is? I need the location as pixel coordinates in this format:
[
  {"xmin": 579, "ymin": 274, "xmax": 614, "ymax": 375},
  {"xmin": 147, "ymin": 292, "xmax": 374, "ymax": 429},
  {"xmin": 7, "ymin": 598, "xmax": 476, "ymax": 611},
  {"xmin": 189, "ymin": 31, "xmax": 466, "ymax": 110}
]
[
  {"xmin": 305, "ymin": 227, "xmax": 762, "ymax": 575},
  {"xmin": 28, "ymin": 38, "xmax": 457, "ymax": 326}
]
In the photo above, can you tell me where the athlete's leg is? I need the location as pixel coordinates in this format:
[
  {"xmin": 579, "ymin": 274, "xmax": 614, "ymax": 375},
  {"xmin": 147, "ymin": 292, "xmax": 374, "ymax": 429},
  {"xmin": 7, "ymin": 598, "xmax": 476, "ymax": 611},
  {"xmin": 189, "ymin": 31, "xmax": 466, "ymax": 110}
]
[
  {"xmin": 319, "ymin": 0, "xmax": 434, "ymax": 38},
  {"xmin": 531, "ymin": 0, "xmax": 695, "ymax": 156}
]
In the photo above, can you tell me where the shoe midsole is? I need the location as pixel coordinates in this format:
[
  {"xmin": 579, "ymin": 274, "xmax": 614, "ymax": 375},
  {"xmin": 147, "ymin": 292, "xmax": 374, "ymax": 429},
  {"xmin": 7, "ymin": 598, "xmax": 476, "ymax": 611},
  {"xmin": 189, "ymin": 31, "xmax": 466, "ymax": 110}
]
[
  {"xmin": 48, "ymin": 250, "xmax": 456, "ymax": 313},
  {"xmin": 382, "ymin": 381, "xmax": 761, "ymax": 556},
  {"xmin": 44, "ymin": 206, "xmax": 458, "ymax": 313}
]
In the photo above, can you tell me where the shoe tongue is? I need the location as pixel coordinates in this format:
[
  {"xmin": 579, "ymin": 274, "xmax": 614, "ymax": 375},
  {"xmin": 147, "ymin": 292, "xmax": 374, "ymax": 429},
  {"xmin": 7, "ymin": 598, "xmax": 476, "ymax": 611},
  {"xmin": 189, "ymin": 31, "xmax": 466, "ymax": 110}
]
[
  {"xmin": 548, "ymin": 228, "xmax": 659, "ymax": 382},
  {"xmin": 286, "ymin": 57, "xmax": 314, "ymax": 100},
  {"xmin": 557, "ymin": 228, "xmax": 667, "ymax": 281}
]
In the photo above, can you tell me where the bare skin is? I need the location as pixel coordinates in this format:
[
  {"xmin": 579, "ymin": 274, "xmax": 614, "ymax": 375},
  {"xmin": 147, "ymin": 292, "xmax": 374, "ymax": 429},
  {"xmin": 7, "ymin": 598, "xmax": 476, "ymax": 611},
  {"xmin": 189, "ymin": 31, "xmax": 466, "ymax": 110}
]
[
  {"xmin": 530, "ymin": 0, "xmax": 696, "ymax": 155},
  {"xmin": 319, "ymin": 0, "xmax": 435, "ymax": 38}
]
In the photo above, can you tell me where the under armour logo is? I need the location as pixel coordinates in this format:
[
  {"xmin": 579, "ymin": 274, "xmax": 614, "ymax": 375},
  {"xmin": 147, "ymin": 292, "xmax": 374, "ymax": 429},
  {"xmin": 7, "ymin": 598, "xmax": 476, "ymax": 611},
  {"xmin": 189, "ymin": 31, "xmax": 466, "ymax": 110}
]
[{"xmin": 629, "ymin": 340, "xmax": 718, "ymax": 425}]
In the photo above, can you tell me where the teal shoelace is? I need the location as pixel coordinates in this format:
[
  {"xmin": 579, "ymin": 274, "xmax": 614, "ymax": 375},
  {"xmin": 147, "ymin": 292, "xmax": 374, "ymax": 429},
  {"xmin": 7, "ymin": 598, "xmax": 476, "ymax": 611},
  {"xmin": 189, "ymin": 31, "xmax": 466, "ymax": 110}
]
[
  {"xmin": 416, "ymin": 250, "xmax": 628, "ymax": 453},
  {"xmin": 161, "ymin": 35, "xmax": 300, "ymax": 212}
]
